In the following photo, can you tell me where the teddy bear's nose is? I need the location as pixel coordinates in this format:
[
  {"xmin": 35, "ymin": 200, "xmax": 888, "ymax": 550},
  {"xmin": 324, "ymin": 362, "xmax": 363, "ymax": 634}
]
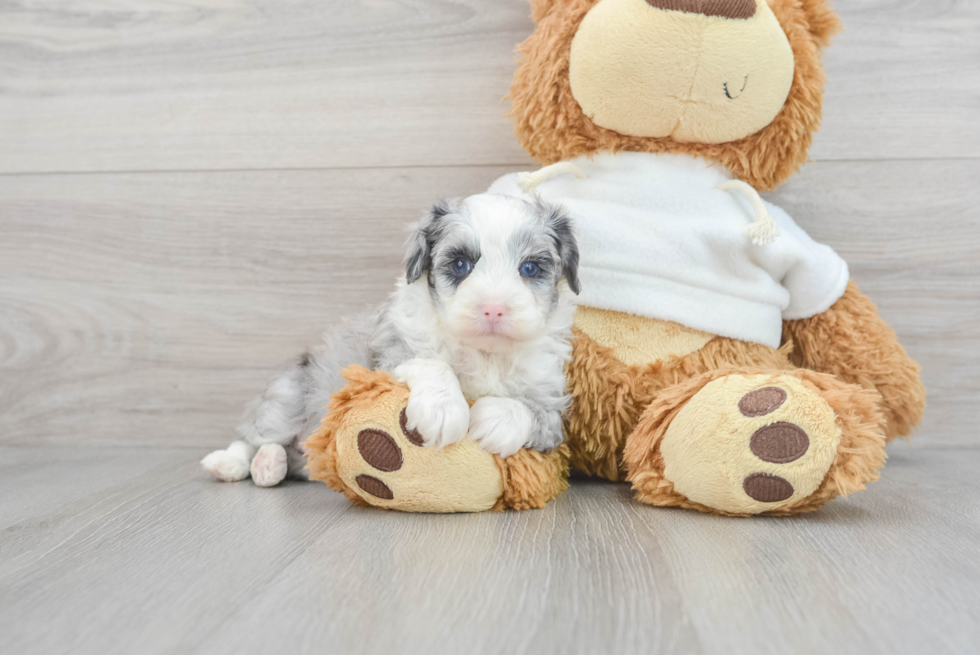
[{"xmin": 644, "ymin": 0, "xmax": 757, "ymax": 20}]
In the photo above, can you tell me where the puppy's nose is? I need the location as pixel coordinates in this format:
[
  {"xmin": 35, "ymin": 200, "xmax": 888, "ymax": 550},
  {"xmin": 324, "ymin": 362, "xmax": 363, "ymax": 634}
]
[
  {"xmin": 643, "ymin": 0, "xmax": 756, "ymax": 20},
  {"xmin": 481, "ymin": 303, "xmax": 506, "ymax": 319}
]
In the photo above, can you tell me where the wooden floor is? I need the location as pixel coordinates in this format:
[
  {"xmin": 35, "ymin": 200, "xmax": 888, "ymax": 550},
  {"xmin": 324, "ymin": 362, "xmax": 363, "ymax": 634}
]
[
  {"xmin": 1, "ymin": 0, "xmax": 978, "ymax": 653},
  {"xmin": 1, "ymin": 446, "xmax": 978, "ymax": 654}
]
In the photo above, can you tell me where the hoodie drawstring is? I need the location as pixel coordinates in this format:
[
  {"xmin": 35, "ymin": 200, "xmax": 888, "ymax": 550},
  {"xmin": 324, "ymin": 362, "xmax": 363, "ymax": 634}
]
[
  {"xmin": 716, "ymin": 179, "xmax": 780, "ymax": 246},
  {"xmin": 517, "ymin": 162, "xmax": 587, "ymax": 193}
]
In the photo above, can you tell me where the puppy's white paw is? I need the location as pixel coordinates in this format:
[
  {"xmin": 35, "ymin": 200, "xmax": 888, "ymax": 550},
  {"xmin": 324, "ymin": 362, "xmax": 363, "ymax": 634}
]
[
  {"xmin": 404, "ymin": 385, "xmax": 470, "ymax": 448},
  {"xmin": 201, "ymin": 449, "xmax": 251, "ymax": 482},
  {"xmin": 468, "ymin": 397, "xmax": 533, "ymax": 458},
  {"xmin": 250, "ymin": 443, "xmax": 288, "ymax": 487},
  {"xmin": 395, "ymin": 358, "xmax": 470, "ymax": 449}
]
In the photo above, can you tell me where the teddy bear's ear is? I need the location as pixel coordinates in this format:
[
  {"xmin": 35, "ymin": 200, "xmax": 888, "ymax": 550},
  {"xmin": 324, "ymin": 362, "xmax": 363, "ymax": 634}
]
[{"xmin": 797, "ymin": 0, "xmax": 843, "ymax": 48}]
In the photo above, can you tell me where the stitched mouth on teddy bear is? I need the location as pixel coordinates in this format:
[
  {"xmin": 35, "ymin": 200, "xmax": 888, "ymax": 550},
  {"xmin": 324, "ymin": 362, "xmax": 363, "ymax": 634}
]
[
  {"xmin": 723, "ymin": 75, "xmax": 749, "ymax": 100},
  {"xmin": 668, "ymin": 73, "xmax": 749, "ymax": 106}
]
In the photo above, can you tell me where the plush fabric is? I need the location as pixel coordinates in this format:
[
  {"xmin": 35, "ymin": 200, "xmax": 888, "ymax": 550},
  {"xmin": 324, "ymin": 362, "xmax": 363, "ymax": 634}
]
[
  {"xmin": 656, "ymin": 373, "xmax": 843, "ymax": 514},
  {"xmin": 305, "ymin": 366, "xmax": 504, "ymax": 513},
  {"xmin": 563, "ymin": 327, "xmax": 796, "ymax": 482},
  {"xmin": 305, "ymin": 366, "xmax": 569, "ymax": 512},
  {"xmin": 797, "ymin": 0, "xmax": 843, "ymax": 47},
  {"xmin": 573, "ymin": 308, "xmax": 713, "ymax": 366},
  {"xmin": 783, "ymin": 280, "xmax": 927, "ymax": 440},
  {"xmin": 568, "ymin": 0, "xmax": 795, "ymax": 143},
  {"xmin": 624, "ymin": 365, "xmax": 887, "ymax": 517},
  {"xmin": 509, "ymin": 0, "xmax": 837, "ymax": 190},
  {"xmin": 492, "ymin": 445, "xmax": 571, "ymax": 511},
  {"xmin": 489, "ymin": 151, "xmax": 850, "ymax": 348}
]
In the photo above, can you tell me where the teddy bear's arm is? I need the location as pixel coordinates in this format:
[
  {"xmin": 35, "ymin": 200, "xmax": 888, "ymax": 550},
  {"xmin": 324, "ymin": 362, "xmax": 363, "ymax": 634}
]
[{"xmin": 782, "ymin": 280, "xmax": 926, "ymax": 440}]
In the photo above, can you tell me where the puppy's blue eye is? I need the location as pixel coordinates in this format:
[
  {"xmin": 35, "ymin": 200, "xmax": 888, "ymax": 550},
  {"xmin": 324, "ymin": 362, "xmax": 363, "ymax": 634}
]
[
  {"xmin": 451, "ymin": 258, "xmax": 472, "ymax": 276},
  {"xmin": 520, "ymin": 261, "xmax": 540, "ymax": 278}
]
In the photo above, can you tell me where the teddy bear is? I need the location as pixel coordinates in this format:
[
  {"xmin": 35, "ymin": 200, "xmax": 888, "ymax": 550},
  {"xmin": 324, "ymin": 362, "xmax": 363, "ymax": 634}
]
[{"xmin": 303, "ymin": 0, "xmax": 926, "ymax": 516}]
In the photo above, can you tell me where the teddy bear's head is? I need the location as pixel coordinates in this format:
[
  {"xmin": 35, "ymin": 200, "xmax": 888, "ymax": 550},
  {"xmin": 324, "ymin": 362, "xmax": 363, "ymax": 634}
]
[{"xmin": 510, "ymin": 0, "xmax": 841, "ymax": 190}]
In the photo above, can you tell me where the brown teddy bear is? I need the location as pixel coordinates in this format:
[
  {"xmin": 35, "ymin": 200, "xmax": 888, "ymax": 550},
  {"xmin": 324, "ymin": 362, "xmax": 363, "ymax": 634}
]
[{"xmin": 305, "ymin": 0, "xmax": 926, "ymax": 516}]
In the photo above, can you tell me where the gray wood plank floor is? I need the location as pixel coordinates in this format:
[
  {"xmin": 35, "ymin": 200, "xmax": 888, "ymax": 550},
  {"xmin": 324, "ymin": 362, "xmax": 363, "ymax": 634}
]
[
  {"xmin": 1, "ymin": 0, "xmax": 978, "ymax": 653},
  {"xmin": 1, "ymin": 446, "xmax": 978, "ymax": 655}
]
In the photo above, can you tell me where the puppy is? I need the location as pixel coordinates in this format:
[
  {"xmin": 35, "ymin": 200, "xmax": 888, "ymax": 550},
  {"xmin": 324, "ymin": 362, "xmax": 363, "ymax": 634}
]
[{"xmin": 201, "ymin": 193, "xmax": 580, "ymax": 487}]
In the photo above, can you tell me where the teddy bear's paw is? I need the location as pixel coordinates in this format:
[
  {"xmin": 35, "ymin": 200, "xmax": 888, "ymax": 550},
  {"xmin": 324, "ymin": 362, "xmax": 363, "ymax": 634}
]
[
  {"xmin": 332, "ymin": 402, "xmax": 505, "ymax": 513},
  {"xmin": 656, "ymin": 374, "xmax": 846, "ymax": 515},
  {"xmin": 306, "ymin": 367, "xmax": 571, "ymax": 512},
  {"xmin": 250, "ymin": 443, "xmax": 288, "ymax": 487}
]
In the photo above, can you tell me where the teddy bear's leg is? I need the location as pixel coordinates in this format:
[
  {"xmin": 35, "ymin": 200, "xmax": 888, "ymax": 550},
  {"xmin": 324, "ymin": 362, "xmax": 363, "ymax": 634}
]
[
  {"xmin": 623, "ymin": 367, "xmax": 887, "ymax": 516},
  {"xmin": 784, "ymin": 280, "xmax": 926, "ymax": 440},
  {"xmin": 304, "ymin": 365, "xmax": 569, "ymax": 512}
]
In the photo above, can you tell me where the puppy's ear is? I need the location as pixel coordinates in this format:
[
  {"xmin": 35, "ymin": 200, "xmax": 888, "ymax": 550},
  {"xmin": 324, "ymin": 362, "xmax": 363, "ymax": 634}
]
[
  {"xmin": 543, "ymin": 203, "xmax": 581, "ymax": 295},
  {"xmin": 405, "ymin": 200, "xmax": 452, "ymax": 284}
]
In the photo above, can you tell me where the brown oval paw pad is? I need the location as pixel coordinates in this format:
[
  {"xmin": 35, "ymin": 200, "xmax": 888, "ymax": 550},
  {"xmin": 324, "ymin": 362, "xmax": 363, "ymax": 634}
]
[
  {"xmin": 355, "ymin": 474, "xmax": 394, "ymax": 500},
  {"xmin": 750, "ymin": 422, "xmax": 809, "ymax": 463},
  {"xmin": 399, "ymin": 408, "xmax": 424, "ymax": 447},
  {"xmin": 357, "ymin": 429, "xmax": 403, "ymax": 472},
  {"xmin": 738, "ymin": 386, "xmax": 787, "ymax": 417},
  {"xmin": 743, "ymin": 473, "xmax": 794, "ymax": 503}
]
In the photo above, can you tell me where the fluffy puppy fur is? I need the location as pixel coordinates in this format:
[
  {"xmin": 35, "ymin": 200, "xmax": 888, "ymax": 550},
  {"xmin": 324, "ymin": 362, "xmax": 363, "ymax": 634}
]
[{"xmin": 201, "ymin": 194, "xmax": 580, "ymax": 487}]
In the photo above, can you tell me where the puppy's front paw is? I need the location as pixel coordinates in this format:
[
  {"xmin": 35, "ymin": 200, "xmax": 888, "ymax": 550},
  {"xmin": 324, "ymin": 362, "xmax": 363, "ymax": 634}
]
[
  {"xmin": 403, "ymin": 386, "xmax": 470, "ymax": 448},
  {"xmin": 395, "ymin": 358, "xmax": 469, "ymax": 449},
  {"xmin": 469, "ymin": 397, "xmax": 533, "ymax": 458}
]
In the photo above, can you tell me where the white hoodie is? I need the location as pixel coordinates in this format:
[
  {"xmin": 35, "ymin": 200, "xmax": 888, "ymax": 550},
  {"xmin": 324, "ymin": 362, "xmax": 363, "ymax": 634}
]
[{"xmin": 488, "ymin": 151, "xmax": 849, "ymax": 349}]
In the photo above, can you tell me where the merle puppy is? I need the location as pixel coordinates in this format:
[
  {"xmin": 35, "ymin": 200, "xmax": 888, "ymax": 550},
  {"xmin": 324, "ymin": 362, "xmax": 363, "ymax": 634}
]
[{"xmin": 202, "ymin": 193, "xmax": 580, "ymax": 487}]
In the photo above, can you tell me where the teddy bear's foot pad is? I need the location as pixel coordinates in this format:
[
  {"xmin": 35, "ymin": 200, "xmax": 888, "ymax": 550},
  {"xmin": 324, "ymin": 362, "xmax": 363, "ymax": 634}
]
[
  {"xmin": 738, "ymin": 388, "xmax": 811, "ymax": 501},
  {"xmin": 334, "ymin": 404, "xmax": 504, "ymax": 513},
  {"xmin": 659, "ymin": 374, "xmax": 842, "ymax": 514},
  {"xmin": 348, "ymin": 413, "xmax": 414, "ymax": 499},
  {"xmin": 306, "ymin": 366, "xmax": 571, "ymax": 513},
  {"xmin": 354, "ymin": 474, "xmax": 394, "ymax": 499}
]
